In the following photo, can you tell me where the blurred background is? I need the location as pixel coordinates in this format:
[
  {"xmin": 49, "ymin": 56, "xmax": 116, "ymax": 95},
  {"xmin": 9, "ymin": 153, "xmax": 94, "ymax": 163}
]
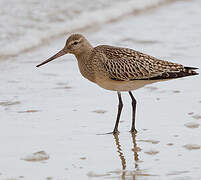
[
  {"xmin": 0, "ymin": 0, "xmax": 167, "ymax": 57},
  {"xmin": 0, "ymin": 0, "xmax": 201, "ymax": 180}
]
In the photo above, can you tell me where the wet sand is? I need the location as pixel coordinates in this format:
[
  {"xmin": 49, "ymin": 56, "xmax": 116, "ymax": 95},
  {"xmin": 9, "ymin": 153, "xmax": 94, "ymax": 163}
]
[{"xmin": 0, "ymin": 0, "xmax": 201, "ymax": 180}]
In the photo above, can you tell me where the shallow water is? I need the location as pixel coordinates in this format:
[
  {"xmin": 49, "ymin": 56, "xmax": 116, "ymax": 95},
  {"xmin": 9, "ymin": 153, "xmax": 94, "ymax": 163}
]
[{"xmin": 0, "ymin": 0, "xmax": 201, "ymax": 180}]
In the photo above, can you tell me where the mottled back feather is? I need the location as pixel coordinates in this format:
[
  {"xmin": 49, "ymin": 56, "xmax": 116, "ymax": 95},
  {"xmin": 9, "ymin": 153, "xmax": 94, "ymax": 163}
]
[{"xmin": 93, "ymin": 45, "xmax": 198, "ymax": 81}]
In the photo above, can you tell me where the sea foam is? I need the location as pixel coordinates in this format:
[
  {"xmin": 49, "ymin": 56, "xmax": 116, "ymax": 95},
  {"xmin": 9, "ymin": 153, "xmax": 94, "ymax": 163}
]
[{"xmin": 0, "ymin": 0, "xmax": 168, "ymax": 58}]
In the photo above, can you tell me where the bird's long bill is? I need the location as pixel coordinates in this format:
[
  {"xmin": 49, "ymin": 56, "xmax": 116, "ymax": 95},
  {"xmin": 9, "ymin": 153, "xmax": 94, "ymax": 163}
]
[{"xmin": 36, "ymin": 49, "xmax": 66, "ymax": 67}]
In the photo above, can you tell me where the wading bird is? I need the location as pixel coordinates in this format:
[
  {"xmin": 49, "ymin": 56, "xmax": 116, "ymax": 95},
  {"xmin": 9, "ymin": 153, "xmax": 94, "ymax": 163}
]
[{"xmin": 36, "ymin": 34, "xmax": 198, "ymax": 134}]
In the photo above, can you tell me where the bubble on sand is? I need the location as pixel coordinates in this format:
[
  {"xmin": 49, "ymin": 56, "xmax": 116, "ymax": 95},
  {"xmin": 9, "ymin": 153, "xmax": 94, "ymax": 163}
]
[
  {"xmin": 172, "ymin": 90, "xmax": 180, "ymax": 93},
  {"xmin": 183, "ymin": 144, "xmax": 201, "ymax": 150},
  {"xmin": 21, "ymin": 151, "xmax": 49, "ymax": 162},
  {"xmin": 167, "ymin": 143, "xmax": 174, "ymax": 146},
  {"xmin": 192, "ymin": 115, "xmax": 201, "ymax": 120},
  {"xmin": 0, "ymin": 101, "xmax": 20, "ymax": 106},
  {"xmin": 92, "ymin": 110, "xmax": 107, "ymax": 114},
  {"xmin": 138, "ymin": 139, "xmax": 160, "ymax": 144},
  {"xmin": 18, "ymin": 110, "xmax": 39, "ymax": 113},
  {"xmin": 144, "ymin": 150, "xmax": 159, "ymax": 155},
  {"xmin": 80, "ymin": 157, "xmax": 86, "ymax": 160},
  {"xmin": 106, "ymin": 169, "xmax": 123, "ymax": 175},
  {"xmin": 87, "ymin": 171, "xmax": 111, "ymax": 177},
  {"xmin": 0, "ymin": 178, "xmax": 20, "ymax": 180},
  {"xmin": 54, "ymin": 86, "xmax": 72, "ymax": 89},
  {"xmin": 166, "ymin": 170, "xmax": 189, "ymax": 176},
  {"xmin": 46, "ymin": 177, "xmax": 53, "ymax": 180},
  {"xmin": 184, "ymin": 122, "xmax": 200, "ymax": 128},
  {"xmin": 56, "ymin": 82, "xmax": 68, "ymax": 85},
  {"xmin": 8, "ymin": 80, "xmax": 19, "ymax": 83},
  {"xmin": 145, "ymin": 86, "xmax": 158, "ymax": 91},
  {"xmin": 108, "ymin": 169, "xmax": 158, "ymax": 177},
  {"xmin": 43, "ymin": 73, "xmax": 58, "ymax": 77},
  {"xmin": 55, "ymin": 82, "xmax": 72, "ymax": 89}
]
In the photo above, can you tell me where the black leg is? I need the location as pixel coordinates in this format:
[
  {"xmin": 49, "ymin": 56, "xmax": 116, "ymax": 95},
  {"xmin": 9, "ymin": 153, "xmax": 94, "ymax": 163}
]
[
  {"xmin": 113, "ymin": 92, "xmax": 123, "ymax": 134},
  {"xmin": 128, "ymin": 91, "xmax": 137, "ymax": 133}
]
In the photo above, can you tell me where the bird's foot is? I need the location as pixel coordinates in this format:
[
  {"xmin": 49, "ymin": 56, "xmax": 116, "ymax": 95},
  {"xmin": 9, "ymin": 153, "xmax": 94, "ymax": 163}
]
[
  {"xmin": 112, "ymin": 130, "xmax": 119, "ymax": 135},
  {"xmin": 96, "ymin": 130, "xmax": 119, "ymax": 135},
  {"xmin": 130, "ymin": 128, "xmax": 137, "ymax": 134},
  {"xmin": 112, "ymin": 129, "xmax": 119, "ymax": 135}
]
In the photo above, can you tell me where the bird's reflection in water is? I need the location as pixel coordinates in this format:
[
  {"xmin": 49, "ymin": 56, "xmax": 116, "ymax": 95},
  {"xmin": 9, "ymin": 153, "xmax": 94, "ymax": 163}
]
[
  {"xmin": 113, "ymin": 133, "xmax": 127, "ymax": 178},
  {"xmin": 131, "ymin": 133, "xmax": 139, "ymax": 170},
  {"xmin": 113, "ymin": 133, "xmax": 140, "ymax": 180}
]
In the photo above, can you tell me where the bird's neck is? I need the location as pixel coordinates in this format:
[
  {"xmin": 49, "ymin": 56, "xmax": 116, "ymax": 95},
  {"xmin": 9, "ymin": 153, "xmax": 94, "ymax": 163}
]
[
  {"xmin": 75, "ymin": 47, "xmax": 96, "ymax": 83},
  {"xmin": 75, "ymin": 48, "xmax": 92, "ymax": 62}
]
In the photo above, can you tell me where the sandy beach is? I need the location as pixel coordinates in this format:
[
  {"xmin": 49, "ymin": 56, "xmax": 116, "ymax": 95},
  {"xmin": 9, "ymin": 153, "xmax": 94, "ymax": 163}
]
[{"xmin": 0, "ymin": 0, "xmax": 201, "ymax": 179}]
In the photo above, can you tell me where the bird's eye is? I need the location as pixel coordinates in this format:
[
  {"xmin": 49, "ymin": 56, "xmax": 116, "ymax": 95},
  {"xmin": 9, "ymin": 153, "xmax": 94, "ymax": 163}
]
[{"xmin": 73, "ymin": 41, "xmax": 78, "ymax": 45}]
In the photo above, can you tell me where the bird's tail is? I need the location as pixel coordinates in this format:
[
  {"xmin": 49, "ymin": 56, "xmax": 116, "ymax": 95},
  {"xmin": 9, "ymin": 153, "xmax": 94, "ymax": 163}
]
[{"xmin": 184, "ymin": 66, "xmax": 199, "ymax": 76}]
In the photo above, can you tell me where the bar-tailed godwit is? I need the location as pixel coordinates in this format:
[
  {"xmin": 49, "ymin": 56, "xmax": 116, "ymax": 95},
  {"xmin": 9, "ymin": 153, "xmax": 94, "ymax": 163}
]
[{"xmin": 36, "ymin": 34, "xmax": 198, "ymax": 134}]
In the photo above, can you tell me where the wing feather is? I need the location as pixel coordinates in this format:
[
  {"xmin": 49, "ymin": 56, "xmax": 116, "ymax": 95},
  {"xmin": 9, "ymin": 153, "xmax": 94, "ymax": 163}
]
[{"xmin": 95, "ymin": 45, "xmax": 198, "ymax": 81}]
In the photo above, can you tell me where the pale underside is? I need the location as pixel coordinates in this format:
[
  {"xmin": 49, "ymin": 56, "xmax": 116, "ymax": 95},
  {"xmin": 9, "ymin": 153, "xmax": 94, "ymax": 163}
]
[{"xmin": 95, "ymin": 76, "xmax": 167, "ymax": 91}]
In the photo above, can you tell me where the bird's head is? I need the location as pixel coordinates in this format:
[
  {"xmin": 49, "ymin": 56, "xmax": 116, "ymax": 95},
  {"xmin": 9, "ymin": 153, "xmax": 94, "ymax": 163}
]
[{"xmin": 36, "ymin": 34, "xmax": 92, "ymax": 67}]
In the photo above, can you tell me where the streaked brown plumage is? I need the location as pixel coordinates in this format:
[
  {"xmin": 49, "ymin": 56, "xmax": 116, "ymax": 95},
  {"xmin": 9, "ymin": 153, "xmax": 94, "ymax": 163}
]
[
  {"xmin": 36, "ymin": 34, "xmax": 198, "ymax": 134},
  {"xmin": 96, "ymin": 45, "xmax": 197, "ymax": 80}
]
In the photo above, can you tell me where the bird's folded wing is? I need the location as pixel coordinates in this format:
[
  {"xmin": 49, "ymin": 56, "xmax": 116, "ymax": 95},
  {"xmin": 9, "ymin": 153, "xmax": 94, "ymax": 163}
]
[{"xmin": 100, "ymin": 48, "xmax": 196, "ymax": 81}]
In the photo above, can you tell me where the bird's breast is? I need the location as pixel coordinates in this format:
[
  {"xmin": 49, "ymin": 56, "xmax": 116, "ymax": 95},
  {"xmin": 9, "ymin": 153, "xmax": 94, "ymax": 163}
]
[{"xmin": 77, "ymin": 61, "xmax": 96, "ymax": 83}]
